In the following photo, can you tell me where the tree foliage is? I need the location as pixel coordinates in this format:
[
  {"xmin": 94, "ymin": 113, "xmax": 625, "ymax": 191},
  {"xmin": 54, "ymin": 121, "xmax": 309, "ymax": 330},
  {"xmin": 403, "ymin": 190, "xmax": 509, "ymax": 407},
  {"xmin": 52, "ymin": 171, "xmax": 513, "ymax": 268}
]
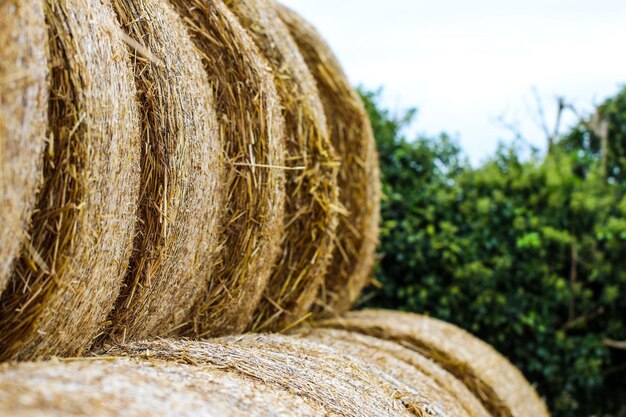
[{"xmin": 361, "ymin": 87, "xmax": 626, "ymax": 417}]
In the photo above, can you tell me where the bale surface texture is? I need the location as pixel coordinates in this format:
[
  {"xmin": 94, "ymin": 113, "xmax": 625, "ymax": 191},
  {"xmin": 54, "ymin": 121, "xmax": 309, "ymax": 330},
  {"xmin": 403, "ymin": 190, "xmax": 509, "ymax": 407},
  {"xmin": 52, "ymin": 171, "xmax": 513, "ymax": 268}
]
[
  {"xmin": 105, "ymin": 335, "xmax": 414, "ymax": 417},
  {"xmin": 105, "ymin": 0, "xmax": 222, "ymax": 342},
  {"xmin": 170, "ymin": 0, "xmax": 286, "ymax": 337},
  {"xmin": 296, "ymin": 328, "xmax": 472, "ymax": 417},
  {"xmin": 295, "ymin": 328, "xmax": 491, "ymax": 417},
  {"xmin": 226, "ymin": 0, "xmax": 340, "ymax": 332},
  {"xmin": 319, "ymin": 309, "xmax": 551, "ymax": 417},
  {"xmin": 0, "ymin": 0, "xmax": 141, "ymax": 360},
  {"xmin": 0, "ymin": 0, "xmax": 48, "ymax": 295},
  {"xmin": 277, "ymin": 3, "xmax": 381, "ymax": 315},
  {"xmin": 0, "ymin": 358, "xmax": 320, "ymax": 416}
]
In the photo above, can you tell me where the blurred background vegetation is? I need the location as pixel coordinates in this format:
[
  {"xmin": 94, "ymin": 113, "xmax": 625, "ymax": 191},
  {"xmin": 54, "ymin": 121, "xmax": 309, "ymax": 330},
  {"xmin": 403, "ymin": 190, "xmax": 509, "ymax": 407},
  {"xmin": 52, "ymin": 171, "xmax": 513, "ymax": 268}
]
[{"xmin": 360, "ymin": 86, "xmax": 626, "ymax": 417}]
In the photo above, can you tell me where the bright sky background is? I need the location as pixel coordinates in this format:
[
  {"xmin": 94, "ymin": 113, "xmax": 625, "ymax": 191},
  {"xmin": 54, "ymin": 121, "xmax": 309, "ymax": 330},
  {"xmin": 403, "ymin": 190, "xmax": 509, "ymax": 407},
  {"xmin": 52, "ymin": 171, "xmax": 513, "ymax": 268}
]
[{"xmin": 280, "ymin": 0, "xmax": 626, "ymax": 164}]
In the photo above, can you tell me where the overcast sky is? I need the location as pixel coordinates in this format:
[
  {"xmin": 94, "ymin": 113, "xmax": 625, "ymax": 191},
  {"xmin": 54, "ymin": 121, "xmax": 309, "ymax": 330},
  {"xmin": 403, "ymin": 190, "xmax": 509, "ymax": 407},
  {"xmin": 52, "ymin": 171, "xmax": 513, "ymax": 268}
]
[{"xmin": 280, "ymin": 0, "xmax": 626, "ymax": 164}]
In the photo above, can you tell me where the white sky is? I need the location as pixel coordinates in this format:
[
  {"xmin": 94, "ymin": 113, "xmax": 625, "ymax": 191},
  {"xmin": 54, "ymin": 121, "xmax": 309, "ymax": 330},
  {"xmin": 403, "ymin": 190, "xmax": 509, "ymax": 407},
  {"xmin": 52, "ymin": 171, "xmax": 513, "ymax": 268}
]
[{"xmin": 280, "ymin": 0, "xmax": 626, "ymax": 164}]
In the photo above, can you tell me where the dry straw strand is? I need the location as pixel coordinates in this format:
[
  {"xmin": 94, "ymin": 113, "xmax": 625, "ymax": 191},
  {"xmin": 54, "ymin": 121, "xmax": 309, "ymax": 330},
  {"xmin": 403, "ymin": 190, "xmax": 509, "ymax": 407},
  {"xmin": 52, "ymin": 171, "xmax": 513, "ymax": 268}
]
[
  {"xmin": 319, "ymin": 309, "xmax": 551, "ymax": 417},
  {"xmin": 103, "ymin": 0, "xmax": 223, "ymax": 342},
  {"xmin": 294, "ymin": 327, "xmax": 492, "ymax": 417},
  {"xmin": 0, "ymin": 0, "xmax": 48, "ymax": 295},
  {"xmin": 104, "ymin": 335, "xmax": 415, "ymax": 417},
  {"xmin": 276, "ymin": 3, "xmax": 381, "ymax": 315},
  {"xmin": 0, "ymin": 358, "xmax": 321, "ymax": 417},
  {"xmin": 0, "ymin": 0, "xmax": 141, "ymax": 360},
  {"xmin": 225, "ymin": 0, "xmax": 340, "ymax": 332},
  {"xmin": 169, "ymin": 0, "xmax": 286, "ymax": 337}
]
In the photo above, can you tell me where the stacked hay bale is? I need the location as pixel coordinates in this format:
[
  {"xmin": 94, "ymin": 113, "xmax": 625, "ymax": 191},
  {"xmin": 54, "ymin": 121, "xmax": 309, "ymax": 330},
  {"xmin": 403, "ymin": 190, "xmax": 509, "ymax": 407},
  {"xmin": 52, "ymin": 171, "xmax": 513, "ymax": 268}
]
[
  {"xmin": 103, "ymin": 0, "xmax": 222, "ymax": 342},
  {"xmin": 168, "ymin": 0, "xmax": 286, "ymax": 337},
  {"xmin": 226, "ymin": 0, "xmax": 340, "ymax": 332},
  {"xmin": 0, "ymin": 358, "xmax": 321, "ymax": 417},
  {"xmin": 294, "ymin": 328, "xmax": 491, "ymax": 417},
  {"xmin": 318, "ymin": 309, "xmax": 551, "ymax": 417},
  {"xmin": 276, "ymin": 3, "xmax": 381, "ymax": 315},
  {"xmin": 0, "ymin": 331, "xmax": 549, "ymax": 416},
  {"xmin": 293, "ymin": 329, "xmax": 472, "ymax": 417},
  {"xmin": 0, "ymin": 0, "xmax": 48, "ymax": 296},
  {"xmin": 104, "ymin": 335, "xmax": 435, "ymax": 416},
  {"xmin": 0, "ymin": 0, "xmax": 141, "ymax": 361},
  {"xmin": 0, "ymin": 323, "xmax": 550, "ymax": 416}
]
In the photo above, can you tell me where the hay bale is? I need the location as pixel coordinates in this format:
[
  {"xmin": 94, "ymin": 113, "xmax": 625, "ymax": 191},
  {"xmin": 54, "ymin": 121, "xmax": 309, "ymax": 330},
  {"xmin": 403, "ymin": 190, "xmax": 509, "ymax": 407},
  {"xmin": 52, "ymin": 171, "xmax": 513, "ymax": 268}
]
[
  {"xmin": 319, "ymin": 309, "xmax": 551, "ymax": 417},
  {"xmin": 0, "ymin": 0, "xmax": 141, "ymax": 360},
  {"xmin": 104, "ymin": 0, "xmax": 223, "ymax": 342},
  {"xmin": 295, "ymin": 328, "xmax": 471, "ymax": 417},
  {"xmin": 0, "ymin": 0, "xmax": 47, "ymax": 295},
  {"xmin": 225, "ymin": 0, "xmax": 340, "ymax": 332},
  {"xmin": 0, "ymin": 358, "xmax": 320, "ymax": 416},
  {"xmin": 295, "ymin": 328, "xmax": 491, "ymax": 417},
  {"xmin": 276, "ymin": 3, "xmax": 381, "ymax": 315},
  {"xmin": 104, "ymin": 335, "xmax": 414, "ymax": 417},
  {"xmin": 168, "ymin": 0, "xmax": 286, "ymax": 337}
]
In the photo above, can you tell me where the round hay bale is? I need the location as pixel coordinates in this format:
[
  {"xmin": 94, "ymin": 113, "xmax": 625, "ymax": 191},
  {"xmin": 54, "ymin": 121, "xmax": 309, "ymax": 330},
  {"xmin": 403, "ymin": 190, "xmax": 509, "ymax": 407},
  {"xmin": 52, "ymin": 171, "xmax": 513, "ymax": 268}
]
[
  {"xmin": 225, "ymin": 0, "xmax": 340, "ymax": 332},
  {"xmin": 295, "ymin": 328, "xmax": 472, "ymax": 417},
  {"xmin": 0, "ymin": 0, "xmax": 141, "ymax": 360},
  {"xmin": 104, "ymin": 335, "xmax": 414, "ymax": 417},
  {"xmin": 318, "ymin": 309, "xmax": 551, "ymax": 417},
  {"xmin": 169, "ymin": 0, "xmax": 286, "ymax": 337},
  {"xmin": 103, "ymin": 0, "xmax": 223, "ymax": 342},
  {"xmin": 0, "ymin": 0, "xmax": 47, "ymax": 295},
  {"xmin": 276, "ymin": 3, "xmax": 381, "ymax": 315},
  {"xmin": 295, "ymin": 328, "xmax": 491, "ymax": 417},
  {"xmin": 0, "ymin": 358, "xmax": 320, "ymax": 416}
]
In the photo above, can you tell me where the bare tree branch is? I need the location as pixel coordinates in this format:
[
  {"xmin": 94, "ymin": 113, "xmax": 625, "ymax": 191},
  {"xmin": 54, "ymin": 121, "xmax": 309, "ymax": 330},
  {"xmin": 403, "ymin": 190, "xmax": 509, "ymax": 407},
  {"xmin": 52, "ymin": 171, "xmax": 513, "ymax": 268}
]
[
  {"xmin": 603, "ymin": 338, "xmax": 626, "ymax": 350},
  {"xmin": 562, "ymin": 306, "xmax": 605, "ymax": 331},
  {"xmin": 531, "ymin": 86, "xmax": 552, "ymax": 144}
]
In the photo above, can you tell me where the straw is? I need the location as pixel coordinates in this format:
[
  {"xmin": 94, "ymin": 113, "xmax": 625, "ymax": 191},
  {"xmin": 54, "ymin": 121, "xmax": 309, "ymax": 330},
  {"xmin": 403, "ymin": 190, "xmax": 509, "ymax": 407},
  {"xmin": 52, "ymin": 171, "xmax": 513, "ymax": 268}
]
[
  {"xmin": 169, "ymin": 0, "xmax": 286, "ymax": 337},
  {"xmin": 0, "ymin": 357, "xmax": 321, "ymax": 416},
  {"xmin": 103, "ymin": 0, "xmax": 223, "ymax": 342},
  {"xmin": 104, "ymin": 335, "xmax": 417, "ymax": 417},
  {"xmin": 276, "ymin": 3, "xmax": 381, "ymax": 315},
  {"xmin": 0, "ymin": 0, "xmax": 141, "ymax": 360},
  {"xmin": 225, "ymin": 0, "xmax": 340, "ymax": 332},
  {"xmin": 294, "ymin": 327, "xmax": 492, "ymax": 417},
  {"xmin": 0, "ymin": 0, "xmax": 48, "ymax": 295},
  {"xmin": 319, "ymin": 309, "xmax": 551, "ymax": 417}
]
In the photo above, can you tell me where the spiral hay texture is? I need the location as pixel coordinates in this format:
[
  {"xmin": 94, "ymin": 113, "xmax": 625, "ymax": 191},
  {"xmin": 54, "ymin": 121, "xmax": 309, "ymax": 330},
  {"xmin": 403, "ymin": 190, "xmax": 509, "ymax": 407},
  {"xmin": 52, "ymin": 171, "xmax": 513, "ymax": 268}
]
[
  {"xmin": 169, "ymin": 0, "xmax": 286, "ymax": 337},
  {"xmin": 295, "ymin": 328, "xmax": 471, "ymax": 417},
  {"xmin": 104, "ymin": 0, "xmax": 222, "ymax": 342},
  {"xmin": 0, "ymin": 358, "xmax": 320, "ymax": 417},
  {"xmin": 276, "ymin": 3, "xmax": 381, "ymax": 315},
  {"xmin": 226, "ymin": 0, "xmax": 340, "ymax": 332},
  {"xmin": 104, "ymin": 335, "xmax": 415, "ymax": 417},
  {"xmin": 0, "ymin": 0, "xmax": 47, "ymax": 295},
  {"xmin": 0, "ymin": 0, "xmax": 141, "ymax": 361},
  {"xmin": 295, "ymin": 328, "xmax": 491, "ymax": 417},
  {"xmin": 318, "ymin": 309, "xmax": 551, "ymax": 417}
]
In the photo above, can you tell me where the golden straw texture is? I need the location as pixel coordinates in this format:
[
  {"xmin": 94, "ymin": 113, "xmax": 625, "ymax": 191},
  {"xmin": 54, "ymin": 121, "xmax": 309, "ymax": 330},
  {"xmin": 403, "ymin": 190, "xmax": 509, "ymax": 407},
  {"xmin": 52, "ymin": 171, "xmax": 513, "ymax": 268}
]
[
  {"xmin": 0, "ymin": 358, "xmax": 320, "ymax": 416},
  {"xmin": 0, "ymin": 0, "xmax": 141, "ymax": 360},
  {"xmin": 295, "ymin": 328, "xmax": 491, "ymax": 417},
  {"xmin": 226, "ymin": 0, "xmax": 340, "ymax": 332},
  {"xmin": 104, "ymin": 0, "xmax": 222, "ymax": 342},
  {"xmin": 104, "ymin": 335, "xmax": 415, "ymax": 417},
  {"xmin": 169, "ymin": 0, "xmax": 286, "ymax": 337},
  {"xmin": 0, "ymin": 0, "xmax": 47, "ymax": 295},
  {"xmin": 295, "ymin": 328, "xmax": 471, "ymax": 417},
  {"xmin": 276, "ymin": 3, "xmax": 381, "ymax": 315},
  {"xmin": 319, "ymin": 309, "xmax": 551, "ymax": 417}
]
